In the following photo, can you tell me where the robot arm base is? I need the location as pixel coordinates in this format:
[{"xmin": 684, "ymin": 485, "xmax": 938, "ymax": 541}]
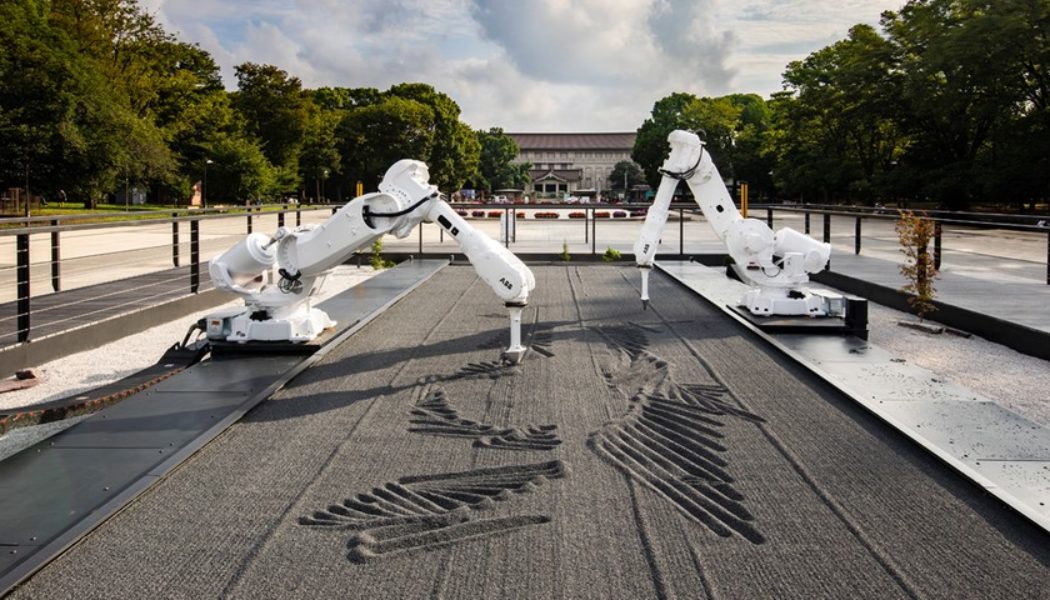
[{"xmin": 742, "ymin": 287, "xmax": 833, "ymax": 317}]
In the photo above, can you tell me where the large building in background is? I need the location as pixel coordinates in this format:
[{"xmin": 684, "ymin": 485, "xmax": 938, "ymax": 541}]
[{"xmin": 506, "ymin": 132, "xmax": 636, "ymax": 198}]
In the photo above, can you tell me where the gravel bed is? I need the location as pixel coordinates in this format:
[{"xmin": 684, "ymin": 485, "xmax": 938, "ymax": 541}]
[
  {"xmin": 0, "ymin": 265, "xmax": 379, "ymax": 413},
  {"xmin": 14, "ymin": 265, "xmax": 1048, "ymax": 599},
  {"xmin": 865, "ymin": 302, "xmax": 1050, "ymax": 427}
]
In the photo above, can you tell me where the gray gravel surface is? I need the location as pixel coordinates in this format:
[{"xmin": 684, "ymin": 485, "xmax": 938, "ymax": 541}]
[
  {"xmin": 866, "ymin": 303, "xmax": 1050, "ymax": 427},
  {"xmin": 13, "ymin": 265, "xmax": 1049, "ymax": 599}
]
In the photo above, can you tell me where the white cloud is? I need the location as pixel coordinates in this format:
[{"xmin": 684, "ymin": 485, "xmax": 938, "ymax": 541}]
[{"xmin": 144, "ymin": 0, "xmax": 902, "ymax": 130}]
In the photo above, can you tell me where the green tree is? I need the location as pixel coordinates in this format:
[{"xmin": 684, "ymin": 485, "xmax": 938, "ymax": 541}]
[
  {"xmin": 337, "ymin": 96, "xmax": 437, "ymax": 188},
  {"xmin": 205, "ymin": 135, "xmax": 276, "ymax": 203},
  {"xmin": 310, "ymin": 87, "xmax": 383, "ymax": 111},
  {"xmin": 956, "ymin": 0, "xmax": 1050, "ymax": 208},
  {"xmin": 680, "ymin": 97, "xmax": 741, "ymax": 176},
  {"xmin": 770, "ymin": 24, "xmax": 906, "ymax": 204},
  {"xmin": 632, "ymin": 93, "xmax": 744, "ymax": 188},
  {"xmin": 476, "ymin": 128, "xmax": 530, "ymax": 193},
  {"xmin": 724, "ymin": 94, "xmax": 775, "ymax": 200},
  {"xmin": 149, "ymin": 42, "xmax": 240, "ymax": 203},
  {"xmin": 632, "ymin": 92, "xmax": 699, "ymax": 187},
  {"xmin": 231, "ymin": 63, "xmax": 309, "ymax": 172},
  {"xmin": 882, "ymin": 1, "xmax": 1016, "ymax": 208},
  {"xmin": 387, "ymin": 83, "xmax": 480, "ymax": 192},
  {"xmin": 0, "ymin": 0, "xmax": 171, "ymax": 207},
  {"xmin": 608, "ymin": 160, "xmax": 645, "ymax": 191}
]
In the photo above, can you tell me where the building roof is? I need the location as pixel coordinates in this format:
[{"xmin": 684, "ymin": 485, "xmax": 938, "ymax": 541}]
[
  {"xmin": 530, "ymin": 168, "xmax": 583, "ymax": 183},
  {"xmin": 508, "ymin": 132, "xmax": 636, "ymax": 151}
]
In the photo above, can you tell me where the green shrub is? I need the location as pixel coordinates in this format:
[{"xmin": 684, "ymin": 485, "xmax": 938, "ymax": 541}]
[
  {"xmin": 559, "ymin": 241, "xmax": 571, "ymax": 262},
  {"xmin": 370, "ymin": 238, "xmax": 396, "ymax": 270},
  {"xmin": 602, "ymin": 247, "xmax": 622, "ymax": 262}
]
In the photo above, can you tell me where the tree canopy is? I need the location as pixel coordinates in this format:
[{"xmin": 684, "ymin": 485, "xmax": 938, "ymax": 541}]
[
  {"xmin": 608, "ymin": 161, "xmax": 645, "ymax": 191},
  {"xmin": 6, "ymin": 0, "xmax": 1048, "ymax": 210},
  {"xmin": 634, "ymin": 1, "xmax": 1050, "ymax": 209},
  {"xmin": 475, "ymin": 128, "xmax": 530, "ymax": 193},
  {"xmin": 0, "ymin": 0, "xmax": 486, "ymax": 207}
]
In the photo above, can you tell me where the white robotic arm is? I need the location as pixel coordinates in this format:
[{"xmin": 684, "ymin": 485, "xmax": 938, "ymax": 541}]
[
  {"xmin": 207, "ymin": 159, "xmax": 536, "ymax": 361},
  {"xmin": 634, "ymin": 130, "xmax": 832, "ymax": 316}
]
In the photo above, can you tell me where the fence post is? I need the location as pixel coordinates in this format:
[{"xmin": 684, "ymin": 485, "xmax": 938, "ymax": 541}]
[
  {"xmin": 584, "ymin": 207, "xmax": 589, "ymax": 244},
  {"xmin": 766, "ymin": 207, "xmax": 773, "ymax": 229},
  {"xmin": 679, "ymin": 206, "xmax": 684, "ymax": 255},
  {"xmin": 823, "ymin": 213, "xmax": 831, "ymax": 270},
  {"xmin": 504, "ymin": 207, "xmax": 510, "ymax": 248},
  {"xmin": 17, "ymin": 233, "xmax": 30, "ymax": 342},
  {"xmin": 190, "ymin": 219, "xmax": 200, "ymax": 293},
  {"xmin": 246, "ymin": 201, "xmax": 253, "ymax": 234},
  {"xmin": 172, "ymin": 212, "xmax": 180, "ymax": 267},
  {"xmin": 592, "ymin": 208, "xmax": 597, "ymax": 255},
  {"xmin": 278, "ymin": 204, "xmax": 286, "ymax": 228},
  {"xmin": 933, "ymin": 220, "xmax": 942, "ymax": 271},
  {"xmin": 855, "ymin": 216, "xmax": 862, "ymax": 255},
  {"xmin": 51, "ymin": 219, "xmax": 61, "ymax": 292},
  {"xmin": 805, "ymin": 212, "xmax": 811, "ymax": 234},
  {"xmin": 296, "ymin": 203, "xmax": 301, "ymax": 227}
]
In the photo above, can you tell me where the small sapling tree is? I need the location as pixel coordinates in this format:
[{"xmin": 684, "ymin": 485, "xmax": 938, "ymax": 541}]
[
  {"xmin": 559, "ymin": 240, "xmax": 571, "ymax": 262},
  {"xmin": 895, "ymin": 209, "xmax": 938, "ymax": 320}
]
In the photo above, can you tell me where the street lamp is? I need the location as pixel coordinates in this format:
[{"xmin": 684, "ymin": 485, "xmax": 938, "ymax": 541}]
[{"xmin": 204, "ymin": 158, "xmax": 214, "ymax": 209}]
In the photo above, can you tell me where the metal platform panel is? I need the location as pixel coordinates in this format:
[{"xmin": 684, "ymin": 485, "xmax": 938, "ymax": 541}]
[
  {"xmin": 0, "ymin": 259, "xmax": 447, "ymax": 594},
  {"xmin": 656, "ymin": 260, "xmax": 1050, "ymax": 533}
]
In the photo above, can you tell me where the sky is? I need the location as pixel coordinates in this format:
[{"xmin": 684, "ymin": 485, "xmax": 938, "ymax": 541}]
[{"xmin": 141, "ymin": 0, "xmax": 903, "ymax": 132}]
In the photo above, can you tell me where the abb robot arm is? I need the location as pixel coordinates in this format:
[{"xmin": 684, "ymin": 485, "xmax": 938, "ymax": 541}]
[
  {"xmin": 208, "ymin": 159, "xmax": 536, "ymax": 361},
  {"xmin": 634, "ymin": 130, "xmax": 832, "ymax": 316}
]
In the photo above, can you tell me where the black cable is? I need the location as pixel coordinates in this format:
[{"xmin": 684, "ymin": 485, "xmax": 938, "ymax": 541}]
[
  {"xmin": 658, "ymin": 142, "xmax": 705, "ymax": 181},
  {"xmin": 278, "ymin": 267, "xmax": 303, "ymax": 294},
  {"xmin": 760, "ymin": 264, "xmax": 782, "ymax": 278},
  {"xmin": 362, "ymin": 192, "xmax": 439, "ymax": 228}
]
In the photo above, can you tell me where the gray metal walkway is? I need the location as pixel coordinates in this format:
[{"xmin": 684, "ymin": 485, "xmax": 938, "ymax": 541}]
[{"xmin": 0, "ymin": 260, "xmax": 448, "ymax": 594}]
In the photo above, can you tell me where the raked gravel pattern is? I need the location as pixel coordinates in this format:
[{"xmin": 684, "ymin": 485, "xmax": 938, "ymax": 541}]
[{"xmin": 12, "ymin": 265, "xmax": 1049, "ymax": 599}]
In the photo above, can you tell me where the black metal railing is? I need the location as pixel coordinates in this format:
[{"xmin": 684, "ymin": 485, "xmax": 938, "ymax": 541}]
[
  {"xmin": 3, "ymin": 200, "xmax": 1047, "ymax": 346},
  {"xmin": 0, "ymin": 203, "xmax": 329, "ymax": 346},
  {"xmin": 752, "ymin": 204, "xmax": 1050, "ymax": 283}
]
